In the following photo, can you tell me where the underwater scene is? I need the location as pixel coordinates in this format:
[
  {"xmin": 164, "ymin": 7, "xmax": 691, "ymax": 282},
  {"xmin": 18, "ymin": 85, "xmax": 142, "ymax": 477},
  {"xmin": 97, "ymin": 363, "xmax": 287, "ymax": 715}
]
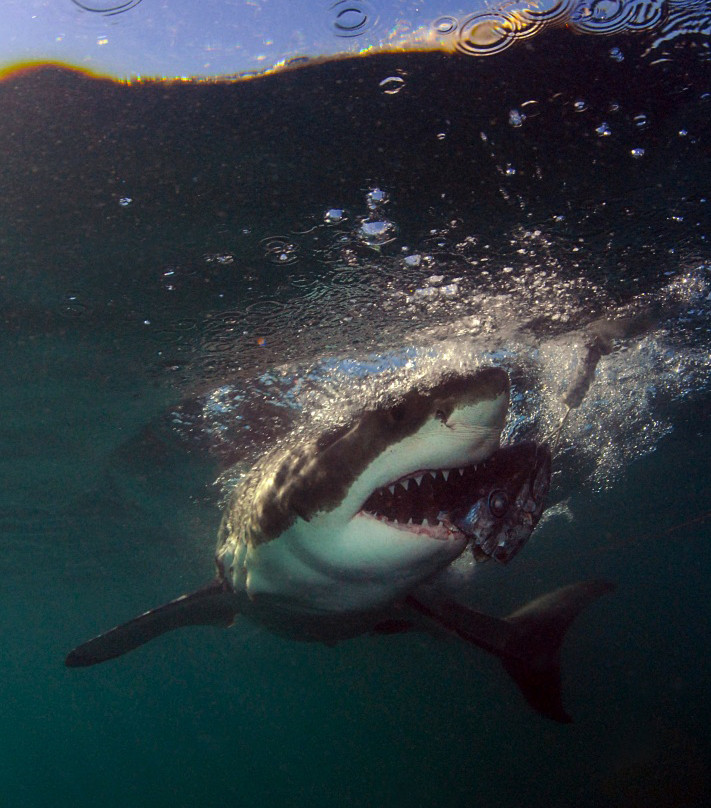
[{"xmin": 1, "ymin": 2, "xmax": 710, "ymax": 806}]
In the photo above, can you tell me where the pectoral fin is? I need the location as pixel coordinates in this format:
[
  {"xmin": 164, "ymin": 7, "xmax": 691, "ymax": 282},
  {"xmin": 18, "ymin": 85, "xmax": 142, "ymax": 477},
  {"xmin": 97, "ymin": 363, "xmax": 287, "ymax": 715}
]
[
  {"xmin": 409, "ymin": 580, "xmax": 615, "ymax": 723},
  {"xmin": 65, "ymin": 578, "xmax": 239, "ymax": 668}
]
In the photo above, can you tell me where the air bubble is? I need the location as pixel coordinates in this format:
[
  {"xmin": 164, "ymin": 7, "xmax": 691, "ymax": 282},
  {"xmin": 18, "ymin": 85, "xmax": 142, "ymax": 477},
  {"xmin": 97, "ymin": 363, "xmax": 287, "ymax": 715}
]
[
  {"xmin": 260, "ymin": 236, "xmax": 300, "ymax": 265},
  {"xmin": 509, "ymin": 109, "xmax": 525, "ymax": 127},
  {"xmin": 379, "ymin": 76, "xmax": 405, "ymax": 95},
  {"xmin": 433, "ymin": 16, "xmax": 458, "ymax": 34},
  {"xmin": 119, "ymin": 197, "xmax": 132, "ymax": 207},
  {"xmin": 162, "ymin": 267, "xmax": 178, "ymax": 291},
  {"xmin": 366, "ymin": 188, "xmax": 389, "ymax": 210},
  {"xmin": 324, "ymin": 208, "xmax": 346, "ymax": 224},
  {"xmin": 596, "ymin": 122, "xmax": 612, "ymax": 136},
  {"xmin": 204, "ymin": 254, "xmax": 234, "ymax": 265},
  {"xmin": 633, "ymin": 113, "xmax": 648, "ymax": 127},
  {"xmin": 630, "ymin": 147, "xmax": 645, "ymax": 159},
  {"xmin": 609, "ymin": 46, "xmax": 624, "ymax": 61},
  {"xmin": 60, "ymin": 291, "xmax": 89, "ymax": 318},
  {"xmin": 574, "ymin": 99, "xmax": 588, "ymax": 112},
  {"xmin": 358, "ymin": 219, "xmax": 396, "ymax": 246},
  {"xmin": 520, "ymin": 100, "xmax": 541, "ymax": 117}
]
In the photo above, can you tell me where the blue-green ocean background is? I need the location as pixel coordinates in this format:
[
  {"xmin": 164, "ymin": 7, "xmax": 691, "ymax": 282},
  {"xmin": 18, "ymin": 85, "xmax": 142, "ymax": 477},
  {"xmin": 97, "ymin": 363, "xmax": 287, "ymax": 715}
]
[{"xmin": 1, "ymin": 29, "xmax": 710, "ymax": 808}]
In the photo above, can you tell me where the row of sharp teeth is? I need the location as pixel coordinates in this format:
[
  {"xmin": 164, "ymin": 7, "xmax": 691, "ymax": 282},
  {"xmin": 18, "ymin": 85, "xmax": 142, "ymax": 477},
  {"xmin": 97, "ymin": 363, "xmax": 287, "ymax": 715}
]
[
  {"xmin": 371, "ymin": 513, "xmax": 449, "ymax": 527},
  {"xmin": 384, "ymin": 465, "xmax": 473, "ymax": 496}
]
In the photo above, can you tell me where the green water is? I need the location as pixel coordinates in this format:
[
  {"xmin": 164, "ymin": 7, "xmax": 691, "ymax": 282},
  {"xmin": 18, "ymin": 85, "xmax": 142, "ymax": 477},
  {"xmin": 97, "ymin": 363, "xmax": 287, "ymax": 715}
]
[{"xmin": 1, "ymin": 32, "xmax": 709, "ymax": 808}]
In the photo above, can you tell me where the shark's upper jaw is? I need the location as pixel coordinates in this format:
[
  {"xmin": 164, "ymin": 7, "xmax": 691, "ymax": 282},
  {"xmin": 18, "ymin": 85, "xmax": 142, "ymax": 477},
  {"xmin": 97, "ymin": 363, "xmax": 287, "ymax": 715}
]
[{"xmin": 359, "ymin": 465, "xmax": 480, "ymax": 541}]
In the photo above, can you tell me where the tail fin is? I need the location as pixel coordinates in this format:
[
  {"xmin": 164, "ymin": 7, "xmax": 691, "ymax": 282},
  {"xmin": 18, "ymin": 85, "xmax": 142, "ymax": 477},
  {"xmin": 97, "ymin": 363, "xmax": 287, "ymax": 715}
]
[
  {"xmin": 65, "ymin": 579, "xmax": 239, "ymax": 668},
  {"xmin": 409, "ymin": 580, "xmax": 615, "ymax": 723}
]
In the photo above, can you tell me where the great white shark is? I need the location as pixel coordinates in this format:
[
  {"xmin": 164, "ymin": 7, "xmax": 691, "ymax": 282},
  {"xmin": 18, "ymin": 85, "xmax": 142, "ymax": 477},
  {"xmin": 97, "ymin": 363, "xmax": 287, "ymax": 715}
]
[{"xmin": 66, "ymin": 366, "xmax": 612, "ymax": 723}]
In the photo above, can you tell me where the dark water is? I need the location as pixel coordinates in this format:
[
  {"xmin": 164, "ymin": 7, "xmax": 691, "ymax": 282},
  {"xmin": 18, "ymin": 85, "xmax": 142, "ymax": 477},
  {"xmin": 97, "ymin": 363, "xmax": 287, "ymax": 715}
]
[{"xmin": 1, "ymin": 28, "xmax": 710, "ymax": 808}]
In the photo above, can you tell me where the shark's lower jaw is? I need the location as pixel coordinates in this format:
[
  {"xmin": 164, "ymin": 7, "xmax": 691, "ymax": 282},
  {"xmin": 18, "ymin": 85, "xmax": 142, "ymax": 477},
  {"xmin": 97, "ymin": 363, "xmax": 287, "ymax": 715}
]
[
  {"xmin": 359, "ymin": 464, "xmax": 480, "ymax": 539},
  {"xmin": 356, "ymin": 510, "xmax": 464, "ymax": 542}
]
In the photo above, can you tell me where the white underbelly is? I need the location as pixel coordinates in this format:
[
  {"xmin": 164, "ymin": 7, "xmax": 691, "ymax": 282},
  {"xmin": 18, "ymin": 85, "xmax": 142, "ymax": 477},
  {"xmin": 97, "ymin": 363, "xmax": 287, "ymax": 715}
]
[{"xmin": 234, "ymin": 514, "xmax": 468, "ymax": 615}]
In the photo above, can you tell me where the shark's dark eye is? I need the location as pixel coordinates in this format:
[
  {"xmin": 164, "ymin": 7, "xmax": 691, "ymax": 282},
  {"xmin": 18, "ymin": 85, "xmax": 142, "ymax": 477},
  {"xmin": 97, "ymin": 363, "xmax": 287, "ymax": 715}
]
[
  {"xmin": 488, "ymin": 490, "xmax": 509, "ymax": 518},
  {"xmin": 389, "ymin": 403, "xmax": 407, "ymax": 422},
  {"xmin": 435, "ymin": 409, "xmax": 446, "ymax": 422}
]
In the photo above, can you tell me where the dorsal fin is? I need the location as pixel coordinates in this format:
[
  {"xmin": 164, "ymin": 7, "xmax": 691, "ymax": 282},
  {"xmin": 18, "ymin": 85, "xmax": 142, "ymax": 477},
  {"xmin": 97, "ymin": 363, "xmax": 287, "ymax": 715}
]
[{"xmin": 65, "ymin": 579, "xmax": 239, "ymax": 668}]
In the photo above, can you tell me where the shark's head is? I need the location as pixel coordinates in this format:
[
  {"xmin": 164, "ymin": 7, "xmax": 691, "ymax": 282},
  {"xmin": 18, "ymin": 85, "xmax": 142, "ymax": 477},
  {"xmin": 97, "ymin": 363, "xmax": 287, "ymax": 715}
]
[{"xmin": 219, "ymin": 367, "xmax": 512, "ymax": 614}]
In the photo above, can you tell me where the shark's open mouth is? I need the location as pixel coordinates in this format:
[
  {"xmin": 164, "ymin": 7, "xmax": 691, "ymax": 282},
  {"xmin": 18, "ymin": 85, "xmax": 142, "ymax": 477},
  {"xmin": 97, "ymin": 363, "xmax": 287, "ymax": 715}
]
[
  {"xmin": 358, "ymin": 441, "xmax": 552, "ymax": 557},
  {"xmin": 360, "ymin": 465, "xmax": 478, "ymax": 538}
]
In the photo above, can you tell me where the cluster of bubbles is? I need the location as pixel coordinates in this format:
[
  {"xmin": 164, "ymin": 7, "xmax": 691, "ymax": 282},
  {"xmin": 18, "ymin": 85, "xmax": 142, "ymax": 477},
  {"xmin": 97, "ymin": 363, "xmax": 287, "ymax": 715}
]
[
  {"xmin": 179, "ymin": 187, "xmax": 403, "ymax": 369},
  {"xmin": 534, "ymin": 264, "xmax": 711, "ymax": 489},
  {"xmin": 166, "ymin": 172, "xmax": 710, "ymax": 496},
  {"xmin": 185, "ymin": 165, "xmax": 704, "ymax": 379},
  {"xmin": 357, "ymin": 187, "xmax": 397, "ymax": 247},
  {"xmin": 204, "ymin": 260, "xmax": 711, "ymax": 500}
]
